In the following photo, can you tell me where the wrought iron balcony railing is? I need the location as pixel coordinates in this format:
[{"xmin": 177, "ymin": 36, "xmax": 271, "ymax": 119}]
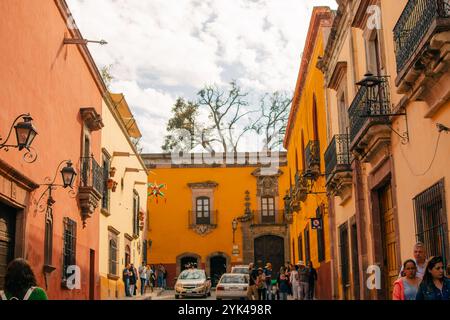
[
  {"xmin": 80, "ymin": 156, "xmax": 103, "ymax": 195},
  {"xmin": 251, "ymin": 210, "xmax": 287, "ymax": 225},
  {"xmin": 348, "ymin": 76, "xmax": 391, "ymax": 144},
  {"xmin": 393, "ymin": 0, "xmax": 450, "ymax": 73},
  {"xmin": 324, "ymin": 134, "xmax": 351, "ymax": 183},
  {"xmin": 188, "ymin": 210, "xmax": 218, "ymax": 227},
  {"xmin": 305, "ymin": 140, "xmax": 320, "ymax": 173}
]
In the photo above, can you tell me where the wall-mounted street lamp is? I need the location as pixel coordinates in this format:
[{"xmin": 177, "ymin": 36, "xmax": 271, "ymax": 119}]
[
  {"xmin": 0, "ymin": 113, "xmax": 38, "ymax": 162},
  {"xmin": 35, "ymin": 160, "xmax": 77, "ymax": 212},
  {"xmin": 232, "ymin": 219, "xmax": 238, "ymax": 244},
  {"xmin": 63, "ymin": 38, "xmax": 108, "ymax": 46}
]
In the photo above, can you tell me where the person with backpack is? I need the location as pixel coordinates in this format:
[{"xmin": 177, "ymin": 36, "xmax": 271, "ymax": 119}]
[{"xmin": 0, "ymin": 258, "xmax": 47, "ymax": 300}]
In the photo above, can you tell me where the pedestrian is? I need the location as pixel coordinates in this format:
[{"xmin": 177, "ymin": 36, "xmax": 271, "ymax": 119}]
[
  {"xmin": 298, "ymin": 261, "xmax": 310, "ymax": 300},
  {"xmin": 256, "ymin": 268, "xmax": 266, "ymax": 300},
  {"xmin": 393, "ymin": 259, "xmax": 420, "ymax": 300},
  {"xmin": 146, "ymin": 264, "xmax": 154, "ymax": 293},
  {"xmin": 399, "ymin": 242, "xmax": 427, "ymax": 279},
  {"xmin": 247, "ymin": 263, "xmax": 259, "ymax": 300},
  {"xmin": 123, "ymin": 263, "xmax": 131, "ymax": 297},
  {"xmin": 151, "ymin": 265, "xmax": 156, "ymax": 288},
  {"xmin": 264, "ymin": 263, "xmax": 273, "ymax": 300},
  {"xmin": 277, "ymin": 267, "xmax": 290, "ymax": 300},
  {"xmin": 416, "ymin": 256, "xmax": 450, "ymax": 300},
  {"xmin": 157, "ymin": 264, "xmax": 164, "ymax": 289},
  {"xmin": 307, "ymin": 261, "xmax": 317, "ymax": 300},
  {"xmin": 290, "ymin": 264, "xmax": 300, "ymax": 300},
  {"xmin": 129, "ymin": 263, "xmax": 137, "ymax": 296},
  {"xmin": 162, "ymin": 265, "xmax": 168, "ymax": 290},
  {"xmin": 139, "ymin": 261, "xmax": 147, "ymax": 296},
  {"xmin": 0, "ymin": 259, "xmax": 48, "ymax": 300}
]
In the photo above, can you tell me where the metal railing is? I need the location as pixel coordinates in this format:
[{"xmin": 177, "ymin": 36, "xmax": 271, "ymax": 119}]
[
  {"xmin": 305, "ymin": 140, "xmax": 320, "ymax": 171},
  {"xmin": 348, "ymin": 76, "xmax": 391, "ymax": 143},
  {"xmin": 188, "ymin": 210, "xmax": 218, "ymax": 227},
  {"xmin": 324, "ymin": 134, "xmax": 351, "ymax": 182},
  {"xmin": 393, "ymin": 0, "xmax": 450, "ymax": 73},
  {"xmin": 251, "ymin": 210, "xmax": 287, "ymax": 225},
  {"xmin": 80, "ymin": 156, "xmax": 103, "ymax": 195}
]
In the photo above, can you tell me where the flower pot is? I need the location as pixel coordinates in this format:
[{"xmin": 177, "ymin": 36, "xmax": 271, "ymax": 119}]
[
  {"xmin": 107, "ymin": 179, "xmax": 114, "ymax": 190},
  {"xmin": 112, "ymin": 181, "xmax": 118, "ymax": 192},
  {"xmin": 109, "ymin": 167, "xmax": 117, "ymax": 178}
]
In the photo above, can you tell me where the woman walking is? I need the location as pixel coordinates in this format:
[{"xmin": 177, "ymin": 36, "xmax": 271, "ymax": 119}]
[
  {"xmin": 416, "ymin": 256, "xmax": 450, "ymax": 300},
  {"xmin": 290, "ymin": 264, "xmax": 300, "ymax": 300},
  {"xmin": 0, "ymin": 259, "xmax": 48, "ymax": 300},
  {"xmin": 277, "ymin": 267, "xmax": 290, "ymax": 300},
  {"xmin": 393, "ymin": 259, "xmax": 421, "ymax": 300},
  {"xmin": 256, "ymin": 268, "xmax": 266, "ymax": 300}
]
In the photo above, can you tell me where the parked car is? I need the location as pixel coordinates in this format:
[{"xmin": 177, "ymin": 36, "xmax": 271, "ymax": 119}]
[
  {"xmin": 174, "ymin": 269, "xmax": 211, "ymax": 299},
  {"xmin": 216, "ymin": 273, "xmax": 249, "ymax": 300},
  {"xmin": 230, "ymin": 265, "xmax": 249, "ymax": 275}
]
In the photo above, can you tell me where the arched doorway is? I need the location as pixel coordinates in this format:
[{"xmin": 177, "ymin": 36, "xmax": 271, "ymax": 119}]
[
  {"xmin": 209, "ymin": 256, "xmax": 227, "ymax": 287},
  {"xmin": 254, "ymin": 235, "xmax": 285, "ymax": 275},
  {"xmin": 180, "ymin": 256, "xmax": 199, "ymax": 271}
]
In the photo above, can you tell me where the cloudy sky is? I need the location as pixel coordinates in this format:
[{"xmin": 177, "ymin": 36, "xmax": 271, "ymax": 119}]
[{"xmin": 67, "ymin": 0, "xmax": 337, "ymax": 152}]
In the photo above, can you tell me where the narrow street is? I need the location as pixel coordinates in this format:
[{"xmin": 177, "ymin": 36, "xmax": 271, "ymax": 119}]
[{"xmin": 152, "ymin": 290, "xmax": 217, "ymax": 301}]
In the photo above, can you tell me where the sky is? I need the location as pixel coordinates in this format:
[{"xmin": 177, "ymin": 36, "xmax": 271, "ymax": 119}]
[{"xmin": 67, "ymin": 0, "xmax": 338, "ymax": 153}]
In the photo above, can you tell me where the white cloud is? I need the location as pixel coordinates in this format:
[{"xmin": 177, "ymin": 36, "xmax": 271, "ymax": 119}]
[{"xmin": 67, "ymin": 0, "xmax": 337, "ymax": 152}]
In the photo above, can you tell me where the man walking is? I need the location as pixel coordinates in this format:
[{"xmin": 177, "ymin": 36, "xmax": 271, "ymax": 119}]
[
  {"xmin": 298, "ymin": 261, "xmax": 310, "ymax": 300},
  {"xmin": 122, "ymin": 263, "xmax": 131, "ymax": 297},
  {"xmin": 247, "ymin": 263, "xmax": 259, "ymax": 300},
  {"xmin": 129, "ymin": 263, "xmax": 137, "ymax": 296},
  {"xmin": 399, "ymin": 242, "xmax": 427, "ymax": 279},
  {"xmin": 139, "ymin": 262, "xmax": 147, "ymax": 296}
]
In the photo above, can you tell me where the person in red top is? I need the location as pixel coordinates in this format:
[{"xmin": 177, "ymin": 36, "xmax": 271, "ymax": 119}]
[{"xmin": 393, "ymin": 259, "xmax": 420, "ymax": 300}]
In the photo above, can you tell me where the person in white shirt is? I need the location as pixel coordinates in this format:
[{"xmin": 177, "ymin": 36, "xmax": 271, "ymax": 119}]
[
  {"xmin": 399, "ymin": 242, "xmax": 427, "ymax": 279},
  {"xmin": 139, "ymin": 262, "xmax": 148, "ymax": 295},
  {"xmin": 290, "ymin": 264, "xmax": 300, "ymax": 300}
]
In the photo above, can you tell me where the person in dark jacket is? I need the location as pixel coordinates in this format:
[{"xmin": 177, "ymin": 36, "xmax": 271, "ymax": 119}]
[
  {"xmin": 307, "ymin": 261, "xmax": 318, "ymax": 300},
  {"xmin": 416, "ymin": 256, "xmax": 450, "ymax": 300},
  {"xmin": 123, "ymin": 263, "xmax": 131, "ymax": 297},
  {"xmin": 277, "ymin": 267, "xmax": 290, "ymax": 300},
  {"xmin": 129, "ymin": 264, "xmax": 137, "ymax": 296}
]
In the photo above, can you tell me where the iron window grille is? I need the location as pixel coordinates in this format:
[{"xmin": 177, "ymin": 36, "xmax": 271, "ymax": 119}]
[
  {"xmin": 196, "ymin": 197, "xmax": 211, "ymax": 225},
  {"xmin": 109, "ymin": 239, "xmax": 118, "ymax": 275},
  {"xmin": 414, "ymin": 179, "xmax": 449, "ymax": 266},
  {"xmin": 101, "ymin": 156, "xmax": 110, "ymax": 210},
  {"xmin": 339, "ymin": 222, "xmax": 350, "ymax": 289},
  {"xmin": 298, "ymin": 235, "xmax": 303, "ymax": 262},
  {"xmin": 316, "ymin": 206, "xmax": 326, "ymax": 262},
  {"xmin": 62, "ymin": 217, "xmax": 77, "ymax": 282},
  {"xmin": 133, "ymin": 190, "xmax": 140, "ymax": 237},
  {"xmin": 304, "ymin": 226, "xmax": 311, "ymax": 264}
]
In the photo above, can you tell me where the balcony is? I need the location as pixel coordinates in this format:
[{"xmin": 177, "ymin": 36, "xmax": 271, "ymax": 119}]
[
  {"xmin": 348, "ymin": 76, "xmax": 392, "ymax": 160},
  {"xmin": 188, "ymin": 210, "xmax": 218, "ymax": 236},
  {"xmin": 324, "ymin": 134, "xmax": 353, "ymax": 198},
  {"xmin": 78, "ymin": 156, "xmax": 103, "ymax": 226},
  {"xmin": 393, "ymin": 0, "xmax": 450, "ymax": 112},
  {"xmin": 293, "ymin": 171, "xmax": 308, "ymax": 204},
  {"xmin": 305, "ymin": 140, "xmax": 320, "ymax": 178},
  {"xmin": 251, "ymin": 210, "xmax": 288, "ymax": 226}
]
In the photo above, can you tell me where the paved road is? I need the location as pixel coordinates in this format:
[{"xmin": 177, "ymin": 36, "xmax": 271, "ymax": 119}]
[{"xmin": 152, "ymin": 290, "xmax": 217, "ymax": 300}]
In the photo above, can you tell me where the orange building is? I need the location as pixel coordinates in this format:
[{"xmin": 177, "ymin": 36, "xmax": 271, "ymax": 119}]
[
  {"xmin": 143, "ymin": 153, "xmax": 289, "ymax": 289},
  {"xmin": 281, "ymin": 7, "xmax": 333, "ymax": 300},
  {"xmin": 0, "ymin": 0, "xmax": 107, "ymax": 299}
]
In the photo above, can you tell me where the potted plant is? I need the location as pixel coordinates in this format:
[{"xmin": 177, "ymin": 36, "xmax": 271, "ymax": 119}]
[
  {"xmin": 109, "ymin": 167, "xmax": 117, "ymax": 178},
  {"xmin": 112, "ymin": 181, "xmax": 118, "ymax": 192}
]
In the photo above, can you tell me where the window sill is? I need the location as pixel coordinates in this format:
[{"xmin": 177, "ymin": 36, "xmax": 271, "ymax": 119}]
[
  {"xmin": 101, "ymin": 208, "xmax": 111, "ymax": 217},
  {"xmin": 107, "ymin": 274, "xmax": 120, "ymax": 281}
]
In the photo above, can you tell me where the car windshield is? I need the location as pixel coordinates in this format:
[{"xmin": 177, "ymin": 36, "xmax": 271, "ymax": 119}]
[
  {"xmin": 179, "ymin": 270, "xmax": 205, "ymax": 280},
  {"xmin": 232, "ymin": 268, "xmax": 248, "ymax": 274},
  {"xmin": 220, "ymin": 275, "xmax": 248, "ymax": 284}
]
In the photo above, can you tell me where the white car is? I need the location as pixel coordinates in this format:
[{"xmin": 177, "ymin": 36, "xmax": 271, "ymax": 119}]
[
  {"xmin": 230, "ymin": 265, "xmax": 249, "ymax": 275},
  {"xmin": 174, "ymin": 269, "xmax": 212, "ymax": 299},
  {"xmin": 216, "ymin": 273, "xmax": 249, "ymax": 300}
]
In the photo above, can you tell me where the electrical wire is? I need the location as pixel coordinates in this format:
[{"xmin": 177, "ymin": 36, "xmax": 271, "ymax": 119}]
[{"xmin": 400, "ymin": 131, "xmax": 442, "ymax": 177}]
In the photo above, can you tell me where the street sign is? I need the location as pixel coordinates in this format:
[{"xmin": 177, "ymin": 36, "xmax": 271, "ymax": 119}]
[{"xmin": 311, "ymin": 218, "xmax": 322, "ymax": 230}]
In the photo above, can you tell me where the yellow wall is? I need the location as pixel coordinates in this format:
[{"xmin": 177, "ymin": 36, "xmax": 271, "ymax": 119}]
[
  {"xmin": 99, "ymin": 97, "xmax": 148, "ymax": 299},
  {"xmin": 283, "ymin": 23, "xmax": 331, "ymax": 272}
]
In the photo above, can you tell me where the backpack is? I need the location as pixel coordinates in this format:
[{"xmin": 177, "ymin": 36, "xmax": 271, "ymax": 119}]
[{"xmin": 0, "ymin": 287, "xmax": 36, "ymax": 300}]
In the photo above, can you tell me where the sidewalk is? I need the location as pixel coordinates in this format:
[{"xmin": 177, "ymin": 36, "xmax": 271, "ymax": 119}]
[{"xmin": 108, "ymin": 288, "xmax": 165, "ymax": 301}]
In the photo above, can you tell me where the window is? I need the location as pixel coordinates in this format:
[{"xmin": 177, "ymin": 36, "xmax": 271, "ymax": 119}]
[
  {"xmin": 102, "ymin": 153, "xmax": 111, "ymax": 211},
  {"xmin": 109, "ymin": 239, "xmax": 118, "ymax": 275},
  {"xmin": 62, "ymin": 218, "xmax": 77, "ymax": 281},
  {"xmin": 196, "ymin": 197, "xmax": 211, "ymax": 225},
  {"xmin": 351, "ymin": 221, "xmax": 360, "ymax": 300},
  {"xmin": 339, "ymin": 222, "xmax": 350, "ymax": 298},
  {"xmin": 414, "ymin": 179, "xmax": 449, "ymax": 265},
  {"xmin": 312, "ymin": 95, "xmax": 319, "ymax": 141},
  {"xmin": 298, "ymin": 235, "xmax": 303, "ymax": 262},
  {"xmin": 133, "ymin": 190, "xmax": 140, "ymax": 237},
  {"xmin": 143, "ymin": 240, "xmax": 147, "ymax": 264},
  {"xmin": 366, "ymin": 31, "xmax": 383, "ymax": 76},
  {"xmin": 304, "ymin": 226, "xmax": 310, "ymax": 264},
  {"xmin": 338, "ymin": 92, "xmax": 349, "ymax": 135},
  {"xmin": 44, "ymin": 207, "xmax": 53, "ymax": 266},
  {"xmin": 316, "ymin": 206, "xmax": 326, "ymax": 262},
  {"xmin": 261, "ymin": 197, "xmax": 275, "ymax": 223}
]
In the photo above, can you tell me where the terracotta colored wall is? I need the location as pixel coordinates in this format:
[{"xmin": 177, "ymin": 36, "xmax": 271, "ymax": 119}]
[{"xmin": 0, "ymin": 1, "xmax": 103, "ymax": 299}]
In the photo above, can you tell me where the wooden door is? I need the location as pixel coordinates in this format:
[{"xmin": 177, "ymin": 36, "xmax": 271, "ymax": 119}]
[
  {"xmin": 254, "ymin": 236, "xmax": 285, "ymax": 275},
  {"xmin": 379, "ymin": 184, "xmax": 398, "ymax": 299},
  {"xmin": 0, "ymin": 203, "xmax": 16, "ymax": 290}
]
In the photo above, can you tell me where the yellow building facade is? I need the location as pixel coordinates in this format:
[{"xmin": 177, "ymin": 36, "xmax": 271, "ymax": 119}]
[
  {"xmin": 281, "ymin": 7, "xmax": 333, "ymax": 300},
  {"xmin": 142, "ymin": 153, "xmax": 289, "ymax": 288},
  {"xmin": 99, "ymin": 93, "xmax": 149, "ymax": 299}
]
